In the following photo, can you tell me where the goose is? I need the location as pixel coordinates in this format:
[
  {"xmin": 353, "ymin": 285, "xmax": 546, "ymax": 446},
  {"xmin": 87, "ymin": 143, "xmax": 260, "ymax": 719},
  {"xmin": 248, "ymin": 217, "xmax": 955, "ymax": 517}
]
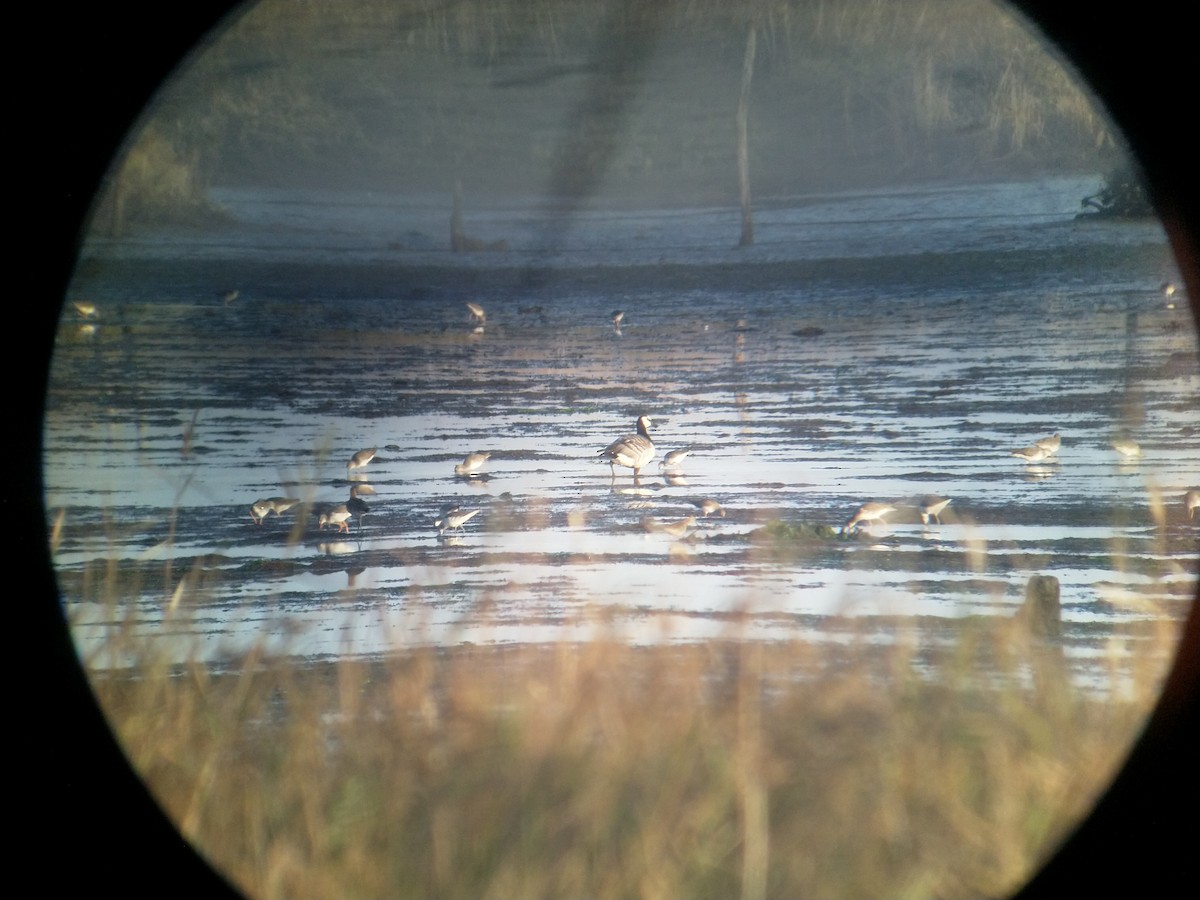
[
  {"xmin": 659, "ymin": 449, "xmax": 691, "ymax": 472},
  {"xmin": 348, "ymin": 447, "xmax": 377, "ymax": 473},
  {"xmin": 249, "ymin": 497, "xmax": 300, "ymax": 525},
  {"xmin": 455, "ymin": 451, "xmax": 491, "ymax": 477},
  {"xmin": 1011, "ymin": 444, "xmax": 1052, "ymax": 463},
  {"xmin": 435, "ymin": 505, "xmax": 481, "ymax": 535},
  {"xmin": 1111, "ymin": 438, "xmax": 1142, "ymax": 459},
  {"xmin": 346, "ymin": 485, "xmax": 371, "ymax": 529},
  {"xmin": 466, "ymin": 301, "xmax": 486, "ymax": 325},
  {"xmin": 599, "ymin": 415, "xmax": 656, "ymax": 480},
  {"xmin": 1185, "ymin": 489, "xmax": 1199, "ymax": 521},
  {"xmin": 1034, "ymin": 434, "xmax": 1061, "ymax": 455},
  {"xmin": 919, "ymin": 496, "xmax": 952, "ymax": 525},
  {"xmin": 844, "ymin": 502, "xmax": 895, "ymax": 535}
]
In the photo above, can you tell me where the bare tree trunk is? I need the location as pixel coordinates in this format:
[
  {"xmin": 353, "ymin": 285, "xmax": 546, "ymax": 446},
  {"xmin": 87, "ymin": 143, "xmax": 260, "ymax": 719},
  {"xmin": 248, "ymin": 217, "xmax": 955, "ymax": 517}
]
[
  {"xmin": 737, "ymin": 24, "xmax": 757, "ymax": 247},
  {"xmin": 450, "ymin": 178, "xmax": 465, "ymax": 251}
]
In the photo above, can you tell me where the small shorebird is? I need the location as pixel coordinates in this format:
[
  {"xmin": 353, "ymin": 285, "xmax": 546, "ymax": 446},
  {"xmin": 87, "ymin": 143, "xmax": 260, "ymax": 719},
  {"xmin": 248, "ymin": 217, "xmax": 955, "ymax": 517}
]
[
  {"xmin": 72, "ymin": 301, "xmax": 97, "ymax": 318},
  {"xmin": 219, "ymin": 288, "xmax": 239, "ymax": 306},
  {"xmin": 689, "ymin": 497, "xmax": 726, "ymax": 518},
  {"xmin": 1011, "ymin": 444, "xmax": 1052, "ymax": 463},
  {"xmin": 454, "ymin": 451, "xmax": 491, "ymax": 477},
  {"xmin": 659, "ymin": 448, "xmax": 690, "ymax": 472},
  {"xmin": 1185, "ymin": 489, "xmax": 1199, "ymax": 520},
  {"xmin": 642, "ymin": 515, "xmax": 696, "ymax": 538},
  {"xmin": 844, "ymin": 501, "xmax": 895, "ymax": 534},
  {"xmin": 466, "ymin": 301, "xmax": 486, "ymax": 325},
  {"xmin": 435, "ymin": 505, "xmax": 481, "ymax": 535},
  {"xmin": 919, "ymin": 496, "xmax": 952, "ymax": 525},
  {"xmin": 1034, "ymin": 434, "xmax": 1061, "ymax": 455},
  {"xmin": 599, "ymin": 415, "xmax": 656, "ymax": 480},
  {"xmin": 249, "ymin": 497, "xmax": 300, "ymax": 525},
  {"xmin": 1111, "ymin": 438, "xmax": 1142, "ymax": 459},
  {"xmin": 348, "ymin": 447, "xmax": 377, "ymax": 473},
  {"xmin": 319, "ymin": 504, "xmax": 354, "ymax": 534}
]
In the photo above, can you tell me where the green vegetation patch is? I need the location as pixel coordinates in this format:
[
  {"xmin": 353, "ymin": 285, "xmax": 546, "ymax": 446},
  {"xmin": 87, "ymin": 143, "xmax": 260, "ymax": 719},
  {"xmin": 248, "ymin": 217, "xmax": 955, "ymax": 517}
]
[{"xmin": 748, "ymin": 518, "xmax": 841, "ymax": 543}]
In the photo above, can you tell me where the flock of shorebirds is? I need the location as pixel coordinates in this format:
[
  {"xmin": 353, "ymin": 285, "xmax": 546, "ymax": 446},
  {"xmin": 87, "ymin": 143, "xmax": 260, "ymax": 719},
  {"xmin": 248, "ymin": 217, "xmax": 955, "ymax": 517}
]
[
  {"xmin": 244, "ymin": 415, "xmax": 719, "ymax": 540},
  {"xmin": 242, "ymin": 296, "xmax": 1199, "ymax": 541},
  {"xmin": 247, "ymin": 410, "xmax": 1200, "ymax": 545},
  {"xmin": 73, "ymin": 295, "xmax": 1198, "ymax": 540},
  {"xmin": 841, "ymin": 431, "xmax": 1199, "ymax": 535},
  {"xmin": 1008, "ymin": 431, "xmax": 1150, "ymax": 465}
]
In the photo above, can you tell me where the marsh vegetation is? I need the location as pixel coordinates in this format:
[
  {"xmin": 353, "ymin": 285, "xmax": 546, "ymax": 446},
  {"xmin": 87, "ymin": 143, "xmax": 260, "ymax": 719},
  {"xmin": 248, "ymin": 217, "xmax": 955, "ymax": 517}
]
[{"xmin": 83, "ymin": 613, "xmax": 1170, "ymax": 900}]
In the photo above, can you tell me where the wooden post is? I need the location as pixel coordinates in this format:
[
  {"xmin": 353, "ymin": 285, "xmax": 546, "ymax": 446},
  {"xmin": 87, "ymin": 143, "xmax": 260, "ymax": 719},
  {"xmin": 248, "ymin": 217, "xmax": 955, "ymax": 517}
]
[
  {"xmin": 1021, "ymin": 574, "xmax": 1062, "ymax": 639},
  {"xmin": 736, "ymin": 24, "xmax": 757, "ymax": 248}
]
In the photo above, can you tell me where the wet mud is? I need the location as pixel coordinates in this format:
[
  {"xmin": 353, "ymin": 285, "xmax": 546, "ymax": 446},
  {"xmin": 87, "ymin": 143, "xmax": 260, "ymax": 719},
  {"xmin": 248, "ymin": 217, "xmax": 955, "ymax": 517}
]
[{"xmin": 47, "ymin": 207, "xmax": 1199, "ymax": 683}]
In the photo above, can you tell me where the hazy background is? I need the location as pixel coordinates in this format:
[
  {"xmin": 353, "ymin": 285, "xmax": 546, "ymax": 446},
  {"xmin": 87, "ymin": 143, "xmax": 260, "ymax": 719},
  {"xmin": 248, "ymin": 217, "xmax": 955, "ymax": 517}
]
[{"xmin": 92, "ymin": 0, "xmax": 1121, "ymax": 232}]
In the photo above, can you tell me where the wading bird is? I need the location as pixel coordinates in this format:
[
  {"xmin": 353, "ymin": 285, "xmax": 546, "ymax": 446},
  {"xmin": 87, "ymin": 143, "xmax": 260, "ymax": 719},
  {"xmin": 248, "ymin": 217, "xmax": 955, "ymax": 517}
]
[
  {"xmin": 318, "ymin": 504, "xmax": 353, "ymax": 534},
  {"xmin": 1034, "ymin": 434, "xmax": 1061, "ymax": 455},
  {"xmin": 642, "ymin": 515, "xmax": 696, "ymax": 538},
  {"xmin": 844, "ymin": 501, "xmax": 895, "ymax": 535},
  {"xmin": 919, "ymin": 496, "xmax": 952, "ymax": 525},
  {"xmin": 659, "ymin": 449, "xmax": 691, "ymax": 472},
  {"xmin": 599, "ymin": 415, "xmax": 656, "ymax": 481},
  {"xmin": 455, "ymin": 451, "xmax": 491, "ymax": 477},
  {"xmin": 689, "ymin": 497, "xmax": 726, "ymax": 518},
  {"xmin": 348, "ymin": 447, "xmax": 377, "ymax": 474},
  {"xmin": 1112, "ymin": 438, "xmax": 1142, "ymax": 459},
  {"xmin": 435, "ymin": 504, "xmax": 481, "ymax": 535},
  {"xmin": 1011, "ymin": 444, "xmax": 1052, "ymax": 463},
  {"xmin": 346, "ymin": 485, "xmax": 371, "ymax": 530},
  {"xmin": 249, "ymin": 497, "xmax": 300, "ymax": 525}
]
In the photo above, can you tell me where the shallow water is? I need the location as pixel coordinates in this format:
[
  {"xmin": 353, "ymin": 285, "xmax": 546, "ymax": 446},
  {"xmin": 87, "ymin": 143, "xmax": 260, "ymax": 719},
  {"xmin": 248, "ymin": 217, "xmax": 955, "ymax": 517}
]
[{"xmin": 48, "ymin": 178, "xmax": 1199, "ymax": 683}]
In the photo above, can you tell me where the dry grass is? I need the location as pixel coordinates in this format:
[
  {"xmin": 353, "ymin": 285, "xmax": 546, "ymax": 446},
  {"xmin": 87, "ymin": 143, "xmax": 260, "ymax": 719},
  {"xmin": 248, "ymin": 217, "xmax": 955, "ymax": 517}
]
[{"xmin": 86, "ymin": 603, "xmax": 1168, "ymax": 900}]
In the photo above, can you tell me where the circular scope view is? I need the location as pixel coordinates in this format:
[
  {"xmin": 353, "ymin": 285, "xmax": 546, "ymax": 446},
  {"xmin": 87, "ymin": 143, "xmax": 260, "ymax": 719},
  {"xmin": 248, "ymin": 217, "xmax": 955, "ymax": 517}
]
[{"xmin": 47, "ymin": 2, "xmax": 1196, "ymax": 898}]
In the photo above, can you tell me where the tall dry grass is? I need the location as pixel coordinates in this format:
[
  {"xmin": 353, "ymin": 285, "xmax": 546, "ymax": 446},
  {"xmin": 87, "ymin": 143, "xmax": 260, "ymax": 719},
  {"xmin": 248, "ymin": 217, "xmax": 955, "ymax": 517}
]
[{"xmin": 84, "ymin": 598, "xmax": 1170, "ymax": 900}]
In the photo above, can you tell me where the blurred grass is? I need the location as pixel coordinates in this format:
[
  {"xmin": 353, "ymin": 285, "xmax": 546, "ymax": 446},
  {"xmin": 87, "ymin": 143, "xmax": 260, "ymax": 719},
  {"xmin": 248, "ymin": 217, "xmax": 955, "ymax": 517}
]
[{"xmin": 86, "ymin": 602, "xmax": 1169, "ymax": 900}]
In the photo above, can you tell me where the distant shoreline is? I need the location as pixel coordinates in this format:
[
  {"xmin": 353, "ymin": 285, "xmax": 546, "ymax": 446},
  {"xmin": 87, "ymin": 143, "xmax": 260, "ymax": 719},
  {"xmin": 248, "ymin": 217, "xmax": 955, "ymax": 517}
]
[{"xmin": 70, "ymin": 239, "xmax": 1173, "ymax": 304}]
